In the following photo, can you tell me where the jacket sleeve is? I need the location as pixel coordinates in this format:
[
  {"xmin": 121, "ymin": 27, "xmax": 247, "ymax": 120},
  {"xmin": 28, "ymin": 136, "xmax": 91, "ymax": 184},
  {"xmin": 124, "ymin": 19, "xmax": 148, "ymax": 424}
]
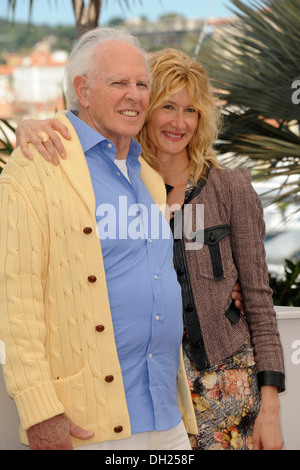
[
  {"xmin": 228, "ymin": 167, "xmax": 285, "ymax": 391},
  {"xmin": 0, "ymin": 179, "xmax": 65, "ymax": 430}
]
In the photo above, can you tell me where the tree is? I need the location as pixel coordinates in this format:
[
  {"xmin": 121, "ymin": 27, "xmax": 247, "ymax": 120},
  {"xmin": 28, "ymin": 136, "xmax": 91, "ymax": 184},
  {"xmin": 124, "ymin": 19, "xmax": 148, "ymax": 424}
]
[
  {"xmin": 0, "ymin": 0, "xmax": 142, "ymax": 169},
  {"xmin": 199, "ymin": 0, "xmax": 300, "ymax": 205},
  {"xmin": 6, "ymin": 0, "xmax": 139, "ymax": 37}
]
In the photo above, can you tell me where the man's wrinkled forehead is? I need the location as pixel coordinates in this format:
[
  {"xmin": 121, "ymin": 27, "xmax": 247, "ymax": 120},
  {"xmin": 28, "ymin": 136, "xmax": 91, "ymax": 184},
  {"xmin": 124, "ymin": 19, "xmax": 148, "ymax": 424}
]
[{"xmin": 93, "ymin": 39, "xmax": 151, "ymax": 80}]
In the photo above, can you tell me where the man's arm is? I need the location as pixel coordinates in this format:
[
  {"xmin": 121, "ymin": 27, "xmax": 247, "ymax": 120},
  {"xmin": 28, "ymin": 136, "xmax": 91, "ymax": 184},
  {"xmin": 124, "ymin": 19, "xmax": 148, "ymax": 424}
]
[
  {"xmin": 27, "ymin": 414, "xmax": 94, "ymax": 450},
  {"xmin": 0, "ymin": 181, "xmax": 60, "ymax": 427},
  {"xmin": 0, "ymin": 179, "xmax": 93, "ymax": 448}
]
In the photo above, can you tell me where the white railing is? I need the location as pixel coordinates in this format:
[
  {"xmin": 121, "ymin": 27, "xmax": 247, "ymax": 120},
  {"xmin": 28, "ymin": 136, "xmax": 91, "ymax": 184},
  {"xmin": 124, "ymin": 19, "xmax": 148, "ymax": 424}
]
[
  {"xmin": 274, "ymin": 306, "xmax": 300, "ymax": 451},
  {"xmin": 1, "ymin": 306, "xmax": 300, "ymax": 450}
]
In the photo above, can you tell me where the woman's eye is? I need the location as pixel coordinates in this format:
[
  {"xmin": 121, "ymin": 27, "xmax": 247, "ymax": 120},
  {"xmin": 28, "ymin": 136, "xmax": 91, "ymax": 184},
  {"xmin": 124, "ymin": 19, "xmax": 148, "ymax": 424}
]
[
  {"xmin": 186, "ymin": 107, "xmax": 196, "ymax": 113},
  {"xmin": 162, "ymin": 105, "xmax": 173, "ymax": 110}
]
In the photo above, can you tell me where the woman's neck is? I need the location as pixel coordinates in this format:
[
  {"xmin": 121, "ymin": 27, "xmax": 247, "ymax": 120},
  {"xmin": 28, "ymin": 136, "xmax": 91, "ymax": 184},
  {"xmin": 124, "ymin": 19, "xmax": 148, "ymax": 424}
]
[{"xmin": 158, "ymin": 151, "xmax": 190, "ymax": 187}]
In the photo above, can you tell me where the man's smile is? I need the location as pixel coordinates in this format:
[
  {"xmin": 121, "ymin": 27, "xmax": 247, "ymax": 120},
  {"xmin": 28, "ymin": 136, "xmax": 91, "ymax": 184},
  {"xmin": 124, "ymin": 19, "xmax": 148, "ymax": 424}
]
[{"xmin": 119, "ymin": 110, "xmax": 139, "ymax": 117}]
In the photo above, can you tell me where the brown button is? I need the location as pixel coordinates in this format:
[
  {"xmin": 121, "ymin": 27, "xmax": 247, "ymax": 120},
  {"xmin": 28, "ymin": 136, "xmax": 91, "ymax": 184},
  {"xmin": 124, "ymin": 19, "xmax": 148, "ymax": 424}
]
[
  {"xmin": 95, "ymin": 325, "xmax": 105, "ymax": 332},
  {"xmin": 83, "ymin": 227, "xmax": 93, "ymax": 234},
  {"xmin": 88, "ymin": 275, "xmax": 97, "ymax": 283},
  {"xmin": 105, "ymin": 375, "xmax": 114, "ymax": 383},
  {"xmin": 114, "ymin": 426, "xmax": 123, "ymax": 433}
]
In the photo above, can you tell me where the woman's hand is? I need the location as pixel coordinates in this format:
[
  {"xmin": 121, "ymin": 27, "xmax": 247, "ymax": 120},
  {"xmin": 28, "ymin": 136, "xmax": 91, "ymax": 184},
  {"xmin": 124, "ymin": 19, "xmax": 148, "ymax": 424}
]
[
  {"xmin": 16, "ymin": 118, "xmax": 71, "ymax": 164},
  {"xmin": 252, "ymin": 386, "xmax": 284, "ymax": 450},
  {"xmin": 231, "ymin": 282, "xmax": 244, "ymax": 313}
]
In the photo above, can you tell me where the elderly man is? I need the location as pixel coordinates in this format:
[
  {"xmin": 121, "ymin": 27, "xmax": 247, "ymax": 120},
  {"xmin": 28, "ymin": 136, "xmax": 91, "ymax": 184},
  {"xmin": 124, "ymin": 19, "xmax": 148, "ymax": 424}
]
[{"xmin": 0, "ymin": 28, "xmax": 198, "ymax": 450}]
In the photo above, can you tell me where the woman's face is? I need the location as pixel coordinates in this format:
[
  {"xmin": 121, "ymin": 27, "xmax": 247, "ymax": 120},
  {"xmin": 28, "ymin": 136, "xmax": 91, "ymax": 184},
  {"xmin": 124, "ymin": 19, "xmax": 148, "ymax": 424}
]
[{"xmin": 146, "ymin": 87, "xmax": 199, "ymax": 159}]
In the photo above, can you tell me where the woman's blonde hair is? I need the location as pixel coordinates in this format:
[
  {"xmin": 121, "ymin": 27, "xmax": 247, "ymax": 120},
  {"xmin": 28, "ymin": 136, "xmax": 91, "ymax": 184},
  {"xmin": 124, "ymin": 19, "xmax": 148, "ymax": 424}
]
[{"xmin": 137, "ymin": 48, "xmax": 222, "ymax": 182}]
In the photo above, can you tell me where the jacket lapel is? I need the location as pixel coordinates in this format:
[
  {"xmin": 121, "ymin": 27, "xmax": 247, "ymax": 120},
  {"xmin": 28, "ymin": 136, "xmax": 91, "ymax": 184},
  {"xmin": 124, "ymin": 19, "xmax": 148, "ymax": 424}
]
[{"xmin": 55, "ymin": 112, "xmax": 96, "ymax": 218}]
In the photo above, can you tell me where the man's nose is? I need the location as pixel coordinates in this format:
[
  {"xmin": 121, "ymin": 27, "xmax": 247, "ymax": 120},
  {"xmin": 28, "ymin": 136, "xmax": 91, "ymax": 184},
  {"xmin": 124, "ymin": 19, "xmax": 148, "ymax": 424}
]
[{"xmin": 125, "ymin": 83, "xmax": 140, "ymax": 101}]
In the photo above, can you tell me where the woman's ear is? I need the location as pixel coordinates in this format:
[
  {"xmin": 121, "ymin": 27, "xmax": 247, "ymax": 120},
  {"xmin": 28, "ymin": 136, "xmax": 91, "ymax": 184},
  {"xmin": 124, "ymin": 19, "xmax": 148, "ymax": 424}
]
[{"xmin": 73, "ymin": 76, "xmax": 90, "ymax": 107}]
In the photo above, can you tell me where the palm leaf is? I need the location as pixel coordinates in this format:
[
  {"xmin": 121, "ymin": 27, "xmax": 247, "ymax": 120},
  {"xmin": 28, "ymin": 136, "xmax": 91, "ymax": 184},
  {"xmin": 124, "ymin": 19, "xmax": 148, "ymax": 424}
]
[{"xmin": 199, "ymin": 0, "xmax": 300, "ymax": 204}]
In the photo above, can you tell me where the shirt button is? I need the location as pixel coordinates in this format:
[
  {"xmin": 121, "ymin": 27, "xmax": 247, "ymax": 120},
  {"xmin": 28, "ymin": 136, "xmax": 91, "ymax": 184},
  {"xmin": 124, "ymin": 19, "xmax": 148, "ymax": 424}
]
[
  {"xmin": 114, "ymin": 426, "xmax": 123, "ymax": 433},
  {"xmin": 83, "ymin": 227, "xmax": 93, "ymax": 234},
  {"xmin": 155, "ymin": 315, "xmax": 160, "ymax": 320},
  {"xmin": 95, "ymin": 325, "xmax": 105, "ymax": 332},
  {"xmin": 148, "ymin": 353, "xmax": 152, "ymax": 359},
  {"xmin": 148, "ymin": 238, "xmax": 152, "ymax": 243},
  {"xmin": 108, "ymin": 143, "xmax": 112, "ymax": 148},
  {"xmin": 105, "ymin": 375, "xmax": 114, "ymax": 383},
  {"xmin": 88, "ymin": 275, "xmax": 97, "ymax": 283},
  {"xmin": 154, "ymin": 274, "xmax": 158, "ymax": 280}
]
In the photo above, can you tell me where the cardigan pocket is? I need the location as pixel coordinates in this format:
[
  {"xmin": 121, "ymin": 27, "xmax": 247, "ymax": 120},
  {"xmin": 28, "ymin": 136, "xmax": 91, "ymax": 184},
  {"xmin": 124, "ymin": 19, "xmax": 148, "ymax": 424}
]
[
  {"xmin": 192, "ymin": 224, "xmax": 236, "ymax": 281},
  {"xmin": 53, "ymin": 365, "xmax": 88, "ymax": 420}
]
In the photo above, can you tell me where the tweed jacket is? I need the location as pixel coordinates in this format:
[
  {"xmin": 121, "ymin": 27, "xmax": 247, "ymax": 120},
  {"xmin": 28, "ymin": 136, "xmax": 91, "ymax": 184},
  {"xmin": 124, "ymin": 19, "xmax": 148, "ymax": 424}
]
[
  {"xmin": 173, "ymin": 166, "xmax": 285, "ymax": 391},
  {"xmin": 0, "ymin": 112, "xmax": 197, "ymax": 447}
]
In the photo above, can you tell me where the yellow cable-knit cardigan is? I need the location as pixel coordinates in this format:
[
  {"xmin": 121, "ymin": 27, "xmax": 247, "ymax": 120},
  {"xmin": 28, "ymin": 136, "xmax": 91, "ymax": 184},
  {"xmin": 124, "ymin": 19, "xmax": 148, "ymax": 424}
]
[{"xmin": 0, "ymin": 112, "xmax": 197, "ymax": 447}]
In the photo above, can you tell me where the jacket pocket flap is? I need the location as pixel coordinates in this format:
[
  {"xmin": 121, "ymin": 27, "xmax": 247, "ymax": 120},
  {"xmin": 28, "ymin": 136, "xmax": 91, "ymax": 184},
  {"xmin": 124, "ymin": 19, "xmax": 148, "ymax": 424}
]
[{"xmin": 203, "ymin": 225, "xmax": 231, "ymax": 246}]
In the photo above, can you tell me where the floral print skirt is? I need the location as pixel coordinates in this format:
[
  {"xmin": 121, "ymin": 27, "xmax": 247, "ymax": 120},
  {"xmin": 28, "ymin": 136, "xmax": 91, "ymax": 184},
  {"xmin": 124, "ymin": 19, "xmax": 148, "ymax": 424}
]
[{"xmin": 183, "ymin": 340, "xmax": 261, "ymax": 450}]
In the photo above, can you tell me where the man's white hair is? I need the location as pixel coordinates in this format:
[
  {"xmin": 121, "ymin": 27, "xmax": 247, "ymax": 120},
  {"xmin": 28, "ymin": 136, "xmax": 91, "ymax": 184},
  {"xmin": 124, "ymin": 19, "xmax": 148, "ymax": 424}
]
[{"xmin": 64, "ymin": 27, "xmax": 150, "ymax": 111}]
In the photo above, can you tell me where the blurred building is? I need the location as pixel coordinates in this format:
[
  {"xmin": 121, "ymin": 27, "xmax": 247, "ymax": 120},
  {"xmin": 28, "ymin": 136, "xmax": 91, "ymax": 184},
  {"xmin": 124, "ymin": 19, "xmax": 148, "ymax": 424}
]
[
  {"xmin": 0, "ymin": 40, "xmax": 68, "ymax": 123},
  {"xmin": 0, "ymin": 64, "xmax": 13, "ymax": 119},
  {"xmin": 124, "ymin": 15, "xmax": 232, "ymax": 50}
]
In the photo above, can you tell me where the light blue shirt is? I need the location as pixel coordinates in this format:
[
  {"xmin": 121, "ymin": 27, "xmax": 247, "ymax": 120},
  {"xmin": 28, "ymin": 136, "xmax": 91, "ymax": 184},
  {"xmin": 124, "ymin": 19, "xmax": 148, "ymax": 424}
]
[{"xmin": 67, "ymin": 111, "xmax": 183, "ymax": 433}]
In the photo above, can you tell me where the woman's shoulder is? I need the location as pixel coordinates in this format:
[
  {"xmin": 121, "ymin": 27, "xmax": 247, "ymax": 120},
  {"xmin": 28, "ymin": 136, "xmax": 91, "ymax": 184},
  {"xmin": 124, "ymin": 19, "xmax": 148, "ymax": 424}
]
[
  {"xmin": 210, "ymin": 164, "xmax": 251, "ymax": 182},
  {"xmin": 208, "ymin": 165, "xmax": 261, "ymax": 212},
  {"xmin": 208, "ymin": 165, "xmax": 254, "ymax": 193}
]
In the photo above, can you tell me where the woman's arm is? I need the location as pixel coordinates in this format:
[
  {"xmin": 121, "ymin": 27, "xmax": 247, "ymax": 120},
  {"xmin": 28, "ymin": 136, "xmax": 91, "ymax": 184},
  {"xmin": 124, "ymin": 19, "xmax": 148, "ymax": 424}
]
[
  {"xmin": 16, "ymin": 118, "xmax": 71, "ymax": 163},
  {"xmin": 228, "ymin": 167, "xmax": 285, "ymax": 450},
  {"xmin": 252, "ymin": 385, "xmax": 284, "ymax": 450}
]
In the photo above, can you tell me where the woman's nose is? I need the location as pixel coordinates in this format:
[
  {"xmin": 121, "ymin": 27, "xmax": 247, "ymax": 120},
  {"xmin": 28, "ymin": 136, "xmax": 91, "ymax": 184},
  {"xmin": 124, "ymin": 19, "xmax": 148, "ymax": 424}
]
[{"xmin": 171, "ymin": 111, "xmax": 185, "ymax": 128}]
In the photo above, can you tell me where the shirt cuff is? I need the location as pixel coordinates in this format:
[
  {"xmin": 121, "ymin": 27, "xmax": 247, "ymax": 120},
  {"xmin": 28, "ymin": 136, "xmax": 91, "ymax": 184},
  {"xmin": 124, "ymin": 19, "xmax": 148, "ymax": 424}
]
[{"xmin": 257, "ymin": 371, "xmax": 286, "ymax": 393}]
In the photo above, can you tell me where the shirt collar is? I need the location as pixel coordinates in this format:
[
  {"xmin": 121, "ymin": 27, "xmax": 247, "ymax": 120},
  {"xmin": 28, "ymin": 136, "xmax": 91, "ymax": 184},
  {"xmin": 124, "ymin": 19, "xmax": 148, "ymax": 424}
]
[
  {"xmin": 67, "ymin": 110, "xmax": 105, "ymax": 153},
  {"xmin": 67, "ymin": 110, "xmax": 142, "ymax": 160}
]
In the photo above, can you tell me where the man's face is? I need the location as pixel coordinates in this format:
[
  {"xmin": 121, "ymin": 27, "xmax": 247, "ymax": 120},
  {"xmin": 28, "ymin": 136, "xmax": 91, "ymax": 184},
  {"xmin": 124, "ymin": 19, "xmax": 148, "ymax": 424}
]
[{"xmin": 77, "ymin": 40, "xmax": 151, "ymax": 149}]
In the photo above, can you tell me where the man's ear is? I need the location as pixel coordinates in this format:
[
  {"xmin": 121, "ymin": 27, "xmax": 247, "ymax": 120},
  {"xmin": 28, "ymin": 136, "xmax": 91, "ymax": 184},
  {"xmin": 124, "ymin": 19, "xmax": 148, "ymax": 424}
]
[{"xmin": 73, "ymin": 76, "xmax": 89, "ymax": 107}]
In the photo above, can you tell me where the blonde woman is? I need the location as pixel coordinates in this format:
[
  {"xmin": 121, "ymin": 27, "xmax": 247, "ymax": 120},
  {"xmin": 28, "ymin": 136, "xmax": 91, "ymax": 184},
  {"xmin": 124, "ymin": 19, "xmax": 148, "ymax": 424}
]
[{"xmin": 16, "ymin": 48, "xmax": 285, "ymax": 450}]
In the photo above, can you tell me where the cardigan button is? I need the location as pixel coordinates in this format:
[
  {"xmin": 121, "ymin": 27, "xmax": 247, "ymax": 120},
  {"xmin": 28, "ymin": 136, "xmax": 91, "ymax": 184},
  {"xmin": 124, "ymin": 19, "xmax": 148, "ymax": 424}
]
[
  {"xmin": 83, "ymin": 227, "xmax": 93, "ymax": 234},
  {"xmin": 105, "ymin": 375, "xmax": 114, "ymax": 383},
  {"xmin": 95, "ymin": 325, "xmax": 105, "ymax": 332},
  {"xmin": 176, "ymin": 268, "xmax": 184, "ymax": 276},
  {"xmin": 88, "ymin": 275, "xmax": 97, "ymax": 283},
  {"xmin": 114, "ymin": 426, "xmax": 123, "ymax": 433}
]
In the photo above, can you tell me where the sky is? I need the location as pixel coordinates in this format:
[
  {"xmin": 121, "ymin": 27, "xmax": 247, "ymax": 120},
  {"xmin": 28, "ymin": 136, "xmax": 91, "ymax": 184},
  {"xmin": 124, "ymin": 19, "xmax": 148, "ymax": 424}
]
[{"xmin": 0, "ymin": 0, "xmax": 251, "ymax": 26}]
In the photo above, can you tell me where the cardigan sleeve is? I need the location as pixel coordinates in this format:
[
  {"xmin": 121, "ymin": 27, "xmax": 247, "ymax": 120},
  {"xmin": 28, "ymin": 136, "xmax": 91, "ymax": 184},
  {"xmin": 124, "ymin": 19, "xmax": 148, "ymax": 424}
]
[
  {"xmin": 0, "ymin": 180, "xmax": 65, "ymax": 430},
  {"xmin": 228, "ymin": 167, "xmax": 285, "ymax": 391}
]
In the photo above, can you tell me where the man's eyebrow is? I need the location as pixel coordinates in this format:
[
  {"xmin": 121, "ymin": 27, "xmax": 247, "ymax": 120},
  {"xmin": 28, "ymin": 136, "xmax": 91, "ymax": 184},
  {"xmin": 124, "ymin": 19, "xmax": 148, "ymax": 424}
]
[{"xmin": 107, "ymin": 76, "xmax": 150, "ymax": 84}]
